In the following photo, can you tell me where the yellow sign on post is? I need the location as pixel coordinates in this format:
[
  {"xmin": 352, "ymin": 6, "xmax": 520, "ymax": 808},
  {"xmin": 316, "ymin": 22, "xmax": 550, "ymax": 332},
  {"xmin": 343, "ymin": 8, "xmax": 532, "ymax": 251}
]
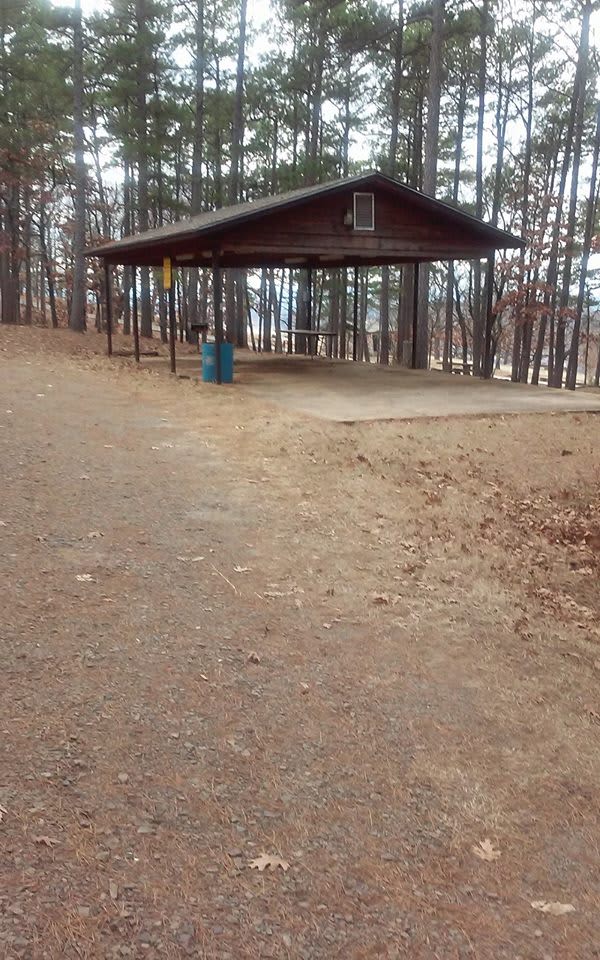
[{"xmin": 163, "ymin": 256, "xmax": 172, "ymax": 291}]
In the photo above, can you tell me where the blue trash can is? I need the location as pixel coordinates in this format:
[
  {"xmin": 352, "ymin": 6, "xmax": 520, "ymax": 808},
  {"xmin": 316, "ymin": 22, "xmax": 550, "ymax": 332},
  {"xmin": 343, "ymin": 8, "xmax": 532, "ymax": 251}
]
[{"xmin": 202, "ymin": 342, "xmax": 234, "ymax": 383}]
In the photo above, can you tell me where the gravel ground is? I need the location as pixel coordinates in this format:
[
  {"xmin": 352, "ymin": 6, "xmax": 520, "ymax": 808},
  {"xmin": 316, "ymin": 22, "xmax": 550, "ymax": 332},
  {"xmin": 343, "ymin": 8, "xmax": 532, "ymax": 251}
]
[{"xmin": 1, "ymin": 327, "xmax": 600, "ymax": 959}]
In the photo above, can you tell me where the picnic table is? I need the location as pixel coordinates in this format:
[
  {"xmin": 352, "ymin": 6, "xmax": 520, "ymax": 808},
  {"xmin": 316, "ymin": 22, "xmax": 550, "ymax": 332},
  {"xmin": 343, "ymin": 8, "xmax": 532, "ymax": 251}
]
[{"xmin": 286, "ymin": 329, "xmax": 338, "ymax": 356}]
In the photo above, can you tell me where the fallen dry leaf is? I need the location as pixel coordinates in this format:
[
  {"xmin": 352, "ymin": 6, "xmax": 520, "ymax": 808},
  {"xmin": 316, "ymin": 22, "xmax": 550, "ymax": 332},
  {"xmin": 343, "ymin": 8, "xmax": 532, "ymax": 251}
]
[
  {"xmin": 372, "ymin": 593, "xmax": 390, "ymax": 605},
  {"xmin": 76, "ymin": 574, "xmax": 95, "ymax": 582},
  {"xmin": 109, "ymin": 880, "xmax": 118, "ymax": 901},
  {"xmin": 234, "ymin": 565, "xmax": 251, "ymax": 573},
  {"xmin": 249, "ymin": 854, "xmax": 290, "ymax": 873},
  {"xmin": 247, "ymin": 651, "xmax": 261, "ymax": 664},
  {"xmin": 0, "ymin": 804, "xmax": 7, "ymax": 822},
  {"xmin": 34, "ymin": 835, "xmax": 60, "ymax": 847},
  {"xmin": 472, "ymin": 838, "xmax": 500, "ymax": 861},
  {"xmin": 531, "ymin": 901, "xmax": 575, "ymax": 916}
]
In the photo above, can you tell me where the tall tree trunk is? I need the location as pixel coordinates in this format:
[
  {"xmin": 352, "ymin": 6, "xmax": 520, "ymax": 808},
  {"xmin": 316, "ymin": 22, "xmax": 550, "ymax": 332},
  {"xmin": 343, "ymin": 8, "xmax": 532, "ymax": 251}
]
[
  {"xmin": 341, "ymin": 67, "xmax": 351, "ymax": 178},
  {"xmin": 416, "ymin": 0, "xmax": 444, "ymax": 369},
  {"xmin": 360, "ymin": 269, "xmax": 370, "ymax": 363},
  {"xmin": 380, "ymin": 0, "xmax": 404, "ymax": 366},
  {"xmin": 39, "ymin": 200, "xmax": 58, "ymax": 329},
  {"xmin": 339, "ymin": 270, "xmax": 347, "ymax": 359},
  {"xmin": 540, "ymin": 10, "xmax": 587, "ymax": 386},
  {"xmin": 531, "ymin": 127, "xmax": 562, "ymax": 385},
  {"xmin": 552, "ymin": 2, "xmax": 591, "ymax": 387},
  {"xmin": 188, "ymin": 0, "xmax": 205, "ymax": 341},
  {"xmin": 262, "ymin": 269, "xmax": 272, "ymax": 351},
  {"xmin": 226, "ymin": 0, "xmax": 247, "ymax": 345},
  {"xmin": 135, "ymin": 0, "xmax": 152, "ymax": 338},
  {"xmin": 566, "ymin": 101, "xmax": 600, "ymax": 390},
  {"xmin": 471, "ymin": 0, "xmax": 489, "ymax": 375},
  {"xmin": 515, "ymin": 4, "xmax": 536, "ymax": 383},
  {"xmin": 307, "ymin": 8, "xmax": 325, "ymax": 185},
  {"xmin": 69, "ymin": 0, "xmax": 87, "ymax": 332},
  {"xmin": 443, "ymin": 71, "xmax": 467, "ymax": 372},
  {"xmin": 23, "ymin": 186, "xmax": 33, "ymax": 324},
  {"xmin": 229, "ymin": 0, "xmax": 247, "ymax": 204},
  {"xmin": 122, "ymin": 159, "xmax": 132, "ymax": 335}
]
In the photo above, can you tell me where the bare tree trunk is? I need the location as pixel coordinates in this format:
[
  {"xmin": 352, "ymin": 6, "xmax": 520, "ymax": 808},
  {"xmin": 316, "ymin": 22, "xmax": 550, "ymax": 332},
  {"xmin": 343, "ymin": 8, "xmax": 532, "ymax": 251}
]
[
  {"xmin": 226, "ymin": 0, "xmax": 247, "ymax": 344},
  {"xmin": 39, "ymin": 200, "xmax": 58, "ymax": 329},
  {"xmin": 69, "ymin": 0, "xmax": 87, "ymax": 332},
  {"xmin": 531, "ymin": 132, "xmax": 562, "ymax": 385},
  {"xmin": 122, "ymin": 159, "xmax": 132, "ymax": 336},
  {"xmin": 454, "ymin": 277, "xmax": 470, "ymax": 372},
  {"xmin": 307, "ymin": 7, "xmax": 325, "ymax": 185},
  {"xmin": 513, "ymin": 4, "xmax": 536, "ymax": 382},
  {"xmin": 471, "ymin": 0, "xmax": 489, "ymax": 375},
  {"xmin": 273, "ymin": 270, "xmax": 283, "ymax": 352},
  {"xmin": 380, "ymin": 0, "xmax": 404, "ymax": 366},
  {"xmin": 262, "ymin": 269, "xmax": 272, "ymax": 351},
  {"xmin": 553, "ymin": 2, "xmax": 592, "ymax": 387},
  {"xmin": 188, "ymin": 0, "xmax": 205, "ymax": 342},
  {"xmin": 443, "ymin": 72, "xmax": 467, "ymax": 371},
  {"xmin": 540, "ymin": 21, "xmax": 586, "ymax": 386},
  {"xmin": 23, "ymin": 186, "xmax": 33, "ymax": 324},
  {"xmin": 360, "ymin": 269, "xmax": 370, "ymax": 363},
  {"xmin": 416, "ymin": 0, "xmax": 444, "ymax": 369},
  {"xmin": 135, "ymin": 0, "xmax": 152, "ymax": 338},
  {"xmin": 229, "ymin": 0, "xmax": 247, "ymax": 203},
  {"xmin": 566, "ymin": 101, "xmax": 600, "ymax": 390}
]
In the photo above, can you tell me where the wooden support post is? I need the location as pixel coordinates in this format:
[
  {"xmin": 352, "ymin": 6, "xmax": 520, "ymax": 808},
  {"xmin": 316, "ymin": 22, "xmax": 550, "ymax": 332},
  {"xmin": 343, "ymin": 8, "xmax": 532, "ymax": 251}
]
[
  {"xmin": 168, "ymin": 281, "xmax": 177, "ymax": 375},
  {"xmin": 483, "ymin": 253, "xmax": 495, "ymax": 379},
  {"xmin": 163, "ymin": 256, "xmax": 176, "ymax": 373},
  {"xmin": 352, "ymin": 266, "xmax": 359, "ymax": 362},
  {"xmin": 307, "ymin": 265, "xmax": 313, "ymax": 356},
  {"xmin": 213, "ymin": 253, "xmax": 223, "ymax": 385},
  {"xmin": 411, "ymin": 261, "xmax": 420, "ymax": 370},
  {"xmin": 131, "ymin": 265, "xmax": 140, "ymax": 363},
  {"xmin": 104, "ymin": 261, "xmax": 113, "ymax": 357},
  {"xmin": 287, "ymin": 269, "xmax": 293, "ymax": 355}
]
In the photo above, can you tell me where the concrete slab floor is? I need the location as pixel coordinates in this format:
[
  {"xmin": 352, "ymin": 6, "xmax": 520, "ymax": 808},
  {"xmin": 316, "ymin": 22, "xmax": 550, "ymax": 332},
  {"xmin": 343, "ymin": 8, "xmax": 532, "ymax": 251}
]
[{"xmin": 148, "ymin": 351, "xmax": 600, "ymax": 422}]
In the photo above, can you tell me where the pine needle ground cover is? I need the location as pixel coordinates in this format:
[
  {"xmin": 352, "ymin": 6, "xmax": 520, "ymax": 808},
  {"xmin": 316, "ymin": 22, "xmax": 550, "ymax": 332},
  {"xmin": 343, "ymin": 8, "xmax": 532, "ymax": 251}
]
[{"xmin": 1, "ymin": 326, "xmax": 599, "ymax": 959}]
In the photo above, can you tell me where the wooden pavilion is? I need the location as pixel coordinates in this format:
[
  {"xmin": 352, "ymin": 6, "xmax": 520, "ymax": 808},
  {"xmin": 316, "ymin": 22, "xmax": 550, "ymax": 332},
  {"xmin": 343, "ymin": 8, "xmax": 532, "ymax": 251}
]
[{"xmin": 86, "ymin": 171, "xmax": 524, "ymax": 383}]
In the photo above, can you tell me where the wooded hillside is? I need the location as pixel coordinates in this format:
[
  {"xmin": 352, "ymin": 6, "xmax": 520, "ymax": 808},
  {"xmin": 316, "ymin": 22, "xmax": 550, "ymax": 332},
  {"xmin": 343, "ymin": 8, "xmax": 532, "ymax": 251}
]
[{"xmin": 2, "ymin": 0, "xmax": 600, "ymax": 387}]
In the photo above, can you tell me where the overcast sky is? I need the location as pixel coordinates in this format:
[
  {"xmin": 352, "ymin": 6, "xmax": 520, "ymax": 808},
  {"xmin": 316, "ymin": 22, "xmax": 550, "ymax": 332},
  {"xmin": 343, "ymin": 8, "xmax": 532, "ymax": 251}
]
[{"xmin": 60, "ymin": 0, "xmax": 272, "ymax": 25}]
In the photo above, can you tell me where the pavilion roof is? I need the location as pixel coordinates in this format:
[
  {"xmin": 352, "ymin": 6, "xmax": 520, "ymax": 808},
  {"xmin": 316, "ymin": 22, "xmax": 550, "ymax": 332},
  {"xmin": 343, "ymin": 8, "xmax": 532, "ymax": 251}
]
[{"xmin": 86, "ymin": 171, "xmax": 524, "ymax": 268}]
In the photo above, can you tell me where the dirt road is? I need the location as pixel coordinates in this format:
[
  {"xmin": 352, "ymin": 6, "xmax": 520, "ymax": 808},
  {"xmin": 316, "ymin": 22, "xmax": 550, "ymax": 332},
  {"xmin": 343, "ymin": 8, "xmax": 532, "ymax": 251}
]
[{"xmin": 2, "ymin": 328, "xmax": 600, "ymax": 959}]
